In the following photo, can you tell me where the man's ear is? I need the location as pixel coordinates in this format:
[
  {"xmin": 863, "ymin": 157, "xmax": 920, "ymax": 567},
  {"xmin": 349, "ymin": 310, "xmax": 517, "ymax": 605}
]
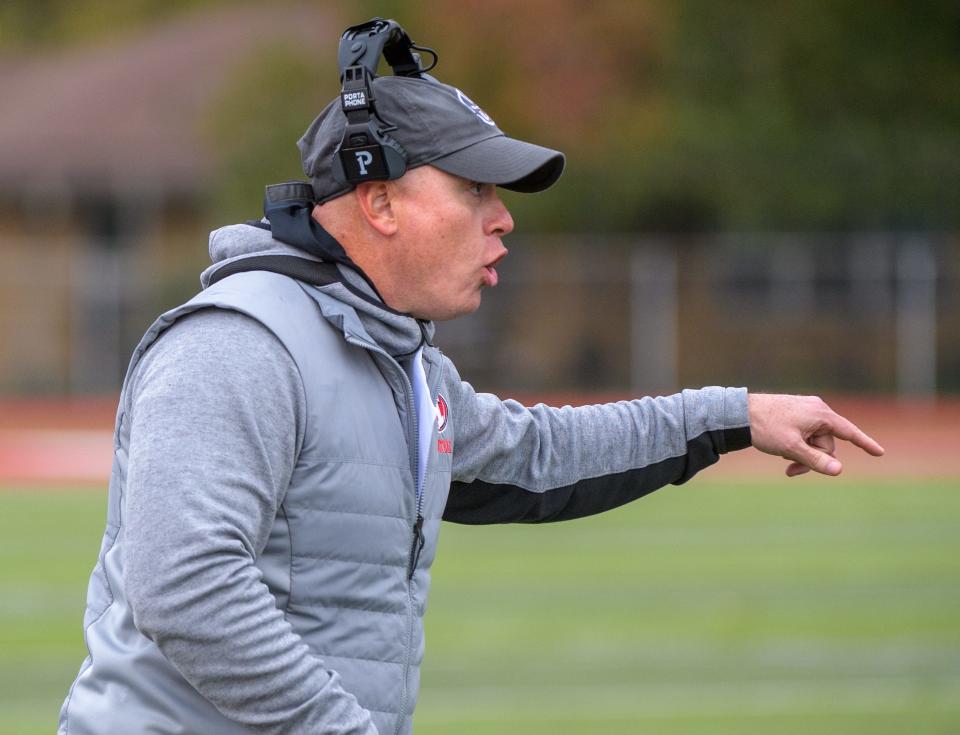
[{"xmin": 354, "ymin": 181, "xmax": 398, "ymax": 236}]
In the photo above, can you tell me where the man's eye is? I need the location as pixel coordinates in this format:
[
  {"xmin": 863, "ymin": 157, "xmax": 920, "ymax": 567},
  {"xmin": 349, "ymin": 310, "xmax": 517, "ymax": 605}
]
[{"xmin": 468, "ymin": 182, "xmax": 484, "ymax": 196}]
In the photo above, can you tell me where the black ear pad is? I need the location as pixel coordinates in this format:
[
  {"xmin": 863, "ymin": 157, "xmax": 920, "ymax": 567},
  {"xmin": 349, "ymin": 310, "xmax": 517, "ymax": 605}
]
[{"xmin": 334, "ymin": 126, "xmax": 408, "ymax": 184}]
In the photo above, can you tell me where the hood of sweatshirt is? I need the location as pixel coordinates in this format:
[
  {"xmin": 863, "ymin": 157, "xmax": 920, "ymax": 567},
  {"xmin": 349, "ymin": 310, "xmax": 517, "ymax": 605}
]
[{"xmin": 200, "ymin": 222, "xmax": 433, "ymax": 360}]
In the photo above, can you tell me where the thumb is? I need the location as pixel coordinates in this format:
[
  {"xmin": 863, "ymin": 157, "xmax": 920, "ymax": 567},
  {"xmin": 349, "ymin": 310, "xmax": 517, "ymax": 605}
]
[{"xmin": 790, "ymin": 439, "xmax": 843, "ymax": 476}]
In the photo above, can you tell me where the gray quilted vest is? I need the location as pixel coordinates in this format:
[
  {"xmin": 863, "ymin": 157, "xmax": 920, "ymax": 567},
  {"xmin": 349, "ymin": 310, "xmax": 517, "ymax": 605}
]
[{"xmin": 59, "ymin": 270, "xmax": 453, "ymax": 735}]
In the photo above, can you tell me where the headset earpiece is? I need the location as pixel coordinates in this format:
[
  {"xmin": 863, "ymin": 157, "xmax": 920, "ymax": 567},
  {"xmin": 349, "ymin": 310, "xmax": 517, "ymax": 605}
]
[
  {"xmin": 332, "ymin": 18, "xmax": 435, "ymax": 186},
  {"xmin": 331, "ymin": 137, "xmax": 406, "ymax": 184}
]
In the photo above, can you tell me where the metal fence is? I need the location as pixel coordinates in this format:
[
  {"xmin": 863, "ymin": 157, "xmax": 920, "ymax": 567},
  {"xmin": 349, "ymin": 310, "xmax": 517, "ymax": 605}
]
[
  {"xmin": 435, "ymin": 233, "xmax": 957, "ymax": 397},
  {"xmin": 1, "ymin": 233, "xmax": 957, "ymax": 397}
]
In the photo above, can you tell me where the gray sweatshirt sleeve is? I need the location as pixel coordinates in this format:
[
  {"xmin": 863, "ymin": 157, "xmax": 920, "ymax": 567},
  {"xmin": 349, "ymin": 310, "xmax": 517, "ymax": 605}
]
[
  {"xmin": 122, "ymin": 308, "xmax": 377, "ymax": 735},
  {"xmin": 442, "ymin": 357, "xmax": 751, "ymax": 524}
]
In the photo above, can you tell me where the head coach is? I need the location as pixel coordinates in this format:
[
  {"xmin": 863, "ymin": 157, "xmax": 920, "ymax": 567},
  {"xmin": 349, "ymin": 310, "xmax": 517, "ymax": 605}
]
[{"xmin": 59, "ymin": 18, "xmax": 884, "ymax": 735}]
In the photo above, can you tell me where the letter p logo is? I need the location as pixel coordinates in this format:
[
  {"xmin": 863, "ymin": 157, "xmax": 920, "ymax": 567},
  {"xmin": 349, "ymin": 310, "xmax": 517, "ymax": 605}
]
[{"xmin": 354, "ymin": 150, "xmax": 374, "ymax": 176}]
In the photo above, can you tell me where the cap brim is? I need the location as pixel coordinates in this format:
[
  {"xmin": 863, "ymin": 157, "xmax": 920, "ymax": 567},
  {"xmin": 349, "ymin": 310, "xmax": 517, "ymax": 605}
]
[{"xmin": 429, "ymin": 135, "xmax": 565, "ymax": 193}]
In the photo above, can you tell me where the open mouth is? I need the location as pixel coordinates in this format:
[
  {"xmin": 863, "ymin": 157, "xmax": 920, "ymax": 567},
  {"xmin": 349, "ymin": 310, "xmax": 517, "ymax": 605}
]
[{"xmin": 483, "ymin": 250, "xmax": 507, "ymax": 287}]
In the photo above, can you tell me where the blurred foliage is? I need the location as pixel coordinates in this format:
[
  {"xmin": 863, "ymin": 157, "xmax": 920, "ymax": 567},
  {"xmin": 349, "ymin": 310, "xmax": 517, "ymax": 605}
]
[
  {"xmin": 2, "ymin": 0, "xmax": 958, "ymax": 232},
  {"xmin": 203, "ymin": 43, "xmax": 338, "ymax": 226},
  {"xmin": 653, "ymin": 1, "xmax": 960, "ymax": 232},
  {"xmin": 358, "ymin": 0, "xmax": 960, "ymax": 233}
]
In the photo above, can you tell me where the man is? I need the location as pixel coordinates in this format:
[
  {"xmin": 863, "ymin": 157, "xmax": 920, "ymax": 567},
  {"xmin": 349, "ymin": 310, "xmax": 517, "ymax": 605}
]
[{"xmin": 59, "ymin": 27, "xmax": 883, "ymax": 735}]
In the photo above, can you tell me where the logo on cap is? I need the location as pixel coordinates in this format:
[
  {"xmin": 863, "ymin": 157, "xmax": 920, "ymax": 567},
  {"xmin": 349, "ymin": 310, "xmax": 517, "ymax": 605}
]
[{"xmin": 455, "ymin": 89, "xmax": 496, "ymax": 127}]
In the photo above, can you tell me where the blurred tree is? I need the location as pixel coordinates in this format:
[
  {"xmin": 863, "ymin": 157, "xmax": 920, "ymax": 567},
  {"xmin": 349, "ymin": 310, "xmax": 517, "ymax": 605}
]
[
  {"xmin": 4, "ymin": 0, "xmax": 958, "ymax": 232},
  {"xmin": 654, "ymin": 0, "xmax": 960, "ymax": 231},
  {"xmin": 203, "ymin": 42, "xmax": 337, "ymax": 227},
  {"xmin": 354, "ymin": 0, "xmax": 960, "ymax": 233}
]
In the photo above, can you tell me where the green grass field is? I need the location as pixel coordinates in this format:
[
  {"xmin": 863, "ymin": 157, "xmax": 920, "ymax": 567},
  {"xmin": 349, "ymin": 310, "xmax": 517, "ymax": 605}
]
[{"xmin": 3, "ymin": 477, "xmax": 958, "ymax": 734}]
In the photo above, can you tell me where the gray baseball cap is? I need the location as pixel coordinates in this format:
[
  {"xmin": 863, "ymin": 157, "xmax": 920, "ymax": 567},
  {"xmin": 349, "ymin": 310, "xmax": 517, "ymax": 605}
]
[{"xmin": 298, "ymin": 75, "xmax": 565, "ymax": 202}]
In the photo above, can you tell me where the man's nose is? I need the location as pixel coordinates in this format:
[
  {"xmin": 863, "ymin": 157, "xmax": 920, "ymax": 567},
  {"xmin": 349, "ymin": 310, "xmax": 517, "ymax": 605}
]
[{"xmin": 488, "ymin": 193, "xmax": 515, "ymax": 237}]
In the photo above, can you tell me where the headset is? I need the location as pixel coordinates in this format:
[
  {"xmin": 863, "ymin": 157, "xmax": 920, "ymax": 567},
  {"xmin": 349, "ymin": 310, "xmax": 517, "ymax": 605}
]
[
  {"xmin": 258, "ymin": 18, "xmax": 436, "ymax": 266},
  {"xmin": 331, "ymin": 18, "xmax": 438, "ymax": 185}
]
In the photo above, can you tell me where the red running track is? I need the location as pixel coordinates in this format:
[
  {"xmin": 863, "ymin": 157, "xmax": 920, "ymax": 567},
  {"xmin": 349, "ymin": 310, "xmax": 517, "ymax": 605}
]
[{"xmin": 0, "ymin": 396, "xmax": 957, "ymax": 486}]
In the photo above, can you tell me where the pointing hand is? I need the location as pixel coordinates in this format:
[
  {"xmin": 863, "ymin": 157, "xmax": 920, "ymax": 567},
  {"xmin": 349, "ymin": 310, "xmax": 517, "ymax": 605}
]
[{"xmin": 747, "ymin": 394, "xmax": 885, "ymax": 477}]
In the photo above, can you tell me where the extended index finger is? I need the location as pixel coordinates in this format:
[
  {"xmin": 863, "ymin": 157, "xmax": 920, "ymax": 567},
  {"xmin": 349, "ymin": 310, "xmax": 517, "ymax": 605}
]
[{"xmin": 827, "ymin": 412, "xmax": 885, "ymax": 456}]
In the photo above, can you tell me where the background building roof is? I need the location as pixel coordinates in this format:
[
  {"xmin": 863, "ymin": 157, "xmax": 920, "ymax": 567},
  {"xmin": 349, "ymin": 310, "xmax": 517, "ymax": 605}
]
[{"xmin": 0, "ymin": 4, "xmax": 336, "ymax": 196}]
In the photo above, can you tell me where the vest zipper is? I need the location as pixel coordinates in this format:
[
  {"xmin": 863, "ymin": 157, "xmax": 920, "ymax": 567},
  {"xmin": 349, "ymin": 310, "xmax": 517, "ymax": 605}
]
[
  {"xmin": 407, "ymin": 513, "xmax": 425, "ymax": 581},
  {"xmin": 395, "ymin": 364, "xmax": 420, "ymax": 735},
  {"xmin": 404, "ymin": 355, "xmax": 443, "ymax": 583}
]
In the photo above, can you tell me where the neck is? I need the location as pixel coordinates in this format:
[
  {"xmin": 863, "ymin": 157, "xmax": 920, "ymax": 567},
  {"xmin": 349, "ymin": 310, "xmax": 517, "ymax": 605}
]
[{"xmin": 311, "ymin": 201, "xmax": 399, "ymax": 311}]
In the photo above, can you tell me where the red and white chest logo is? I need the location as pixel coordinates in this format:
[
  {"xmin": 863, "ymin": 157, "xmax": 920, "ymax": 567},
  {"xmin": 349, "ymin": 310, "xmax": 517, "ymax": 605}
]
[{"xmin": 434, "ymin": 394, "xmax": 449, "ymax": 433}]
